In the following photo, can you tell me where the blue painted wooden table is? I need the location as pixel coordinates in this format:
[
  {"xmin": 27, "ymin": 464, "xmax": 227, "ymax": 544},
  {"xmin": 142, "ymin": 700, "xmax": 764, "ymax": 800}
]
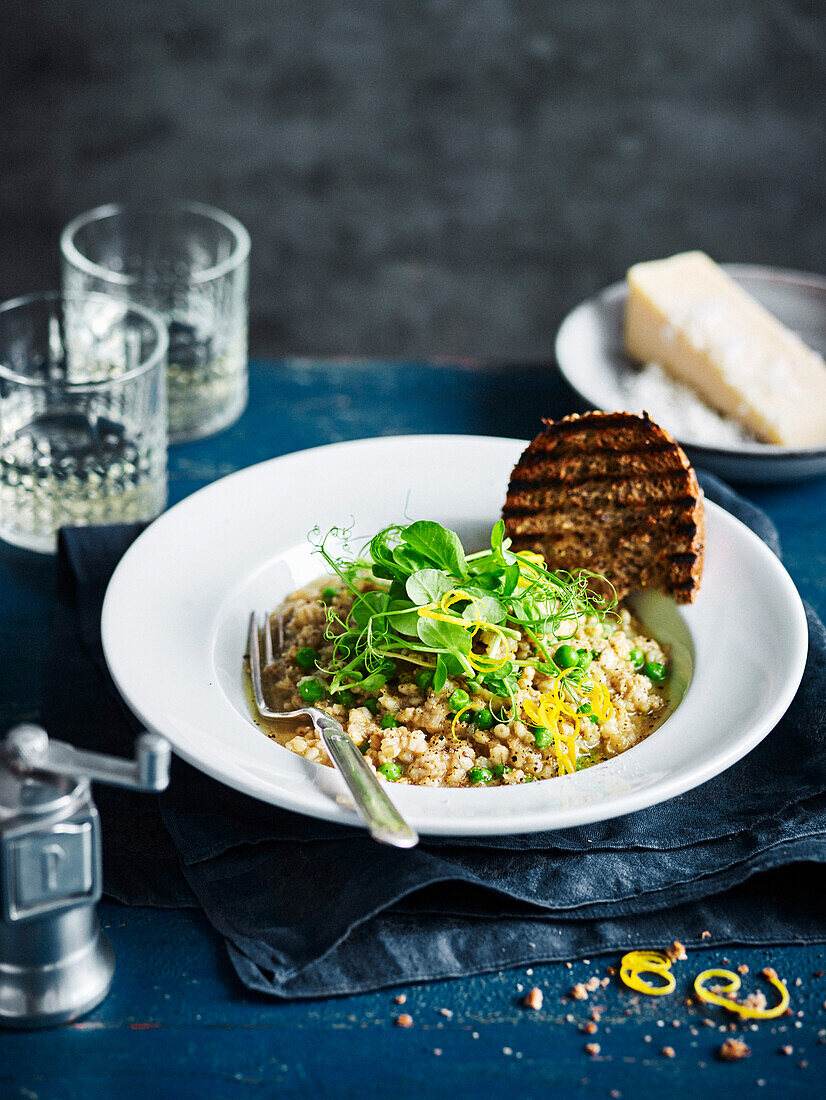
[{"xmin": 1, "ymin": 359, "xmax": 825, "ymax": 1098}]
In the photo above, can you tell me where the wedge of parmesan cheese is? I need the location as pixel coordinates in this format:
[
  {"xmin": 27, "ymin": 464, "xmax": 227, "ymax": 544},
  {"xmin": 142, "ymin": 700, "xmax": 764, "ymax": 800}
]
[{"xmin": 623, "ymin": 251, "xmax": 826, "ymax": 446}]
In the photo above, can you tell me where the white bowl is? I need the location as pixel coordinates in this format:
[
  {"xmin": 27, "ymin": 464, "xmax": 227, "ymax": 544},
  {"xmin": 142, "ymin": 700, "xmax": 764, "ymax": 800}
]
[{"xmin": 102, "ymin": 435, "xmax": 808, "ymax": 836}]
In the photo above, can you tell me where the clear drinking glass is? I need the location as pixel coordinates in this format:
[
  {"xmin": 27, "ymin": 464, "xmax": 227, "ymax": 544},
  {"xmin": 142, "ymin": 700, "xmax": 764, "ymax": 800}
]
[
  {"xmin": 0, "ymin": 292, "xmax": 168, "ymax": 553},
  {"xmin": 61, "ymin": 202, "xmax": 250, "ymax": 443}
]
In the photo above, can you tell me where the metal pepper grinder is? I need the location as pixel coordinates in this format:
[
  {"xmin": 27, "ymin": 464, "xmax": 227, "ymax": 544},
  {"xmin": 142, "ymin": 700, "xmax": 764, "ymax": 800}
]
[{"xmin": 0, "ymin": 723, "xmax": 170, "ymax": 1028}]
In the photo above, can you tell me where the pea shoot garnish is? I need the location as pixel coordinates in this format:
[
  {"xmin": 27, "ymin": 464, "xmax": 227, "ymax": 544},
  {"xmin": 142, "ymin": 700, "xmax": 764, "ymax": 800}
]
[{"xmin": 308, "ymin": 518, "xmax": 617, "ymax": 731}]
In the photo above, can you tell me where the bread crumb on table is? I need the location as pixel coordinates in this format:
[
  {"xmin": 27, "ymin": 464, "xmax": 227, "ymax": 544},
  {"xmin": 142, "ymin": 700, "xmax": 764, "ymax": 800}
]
[
  {"xmin": 394, "ymin": 994, "xmax": 407, "ymax": 1005},
  {"xmin": 719, "ymin": 1039, "xmax": 751, "ymax": 1061},
  {"xmin": 523, "ymin": 987, "xmax": 543, "ymax": 1010},
  {"xmin": 584, "ymin": 1042, "xmax": 601, "ymax": 1056},
  {"xmin": 701, "ymin": 931, "xmax": 711, "ymax": 940},
  {"xmin": 571, "ymin": 983, "xmax": 589, "ymax": 1000},
  {"xmin": 666, "ymin": 941, "xmax": 687, "ymax": 962},
  {"xmin": 395, "ymin": 1014, "xmax": 414, "ymax": 1028},
  {"xmin": 742, "ymin": 991, "xmax": 768, "ymax": 1013},
  {"xmin": 780, "ymin": 1045, "xmax": 794, "ymax": 1056},
  {"xmin": 662, "ymin": 1046, "xmax": 676, "ymax": 1058}
]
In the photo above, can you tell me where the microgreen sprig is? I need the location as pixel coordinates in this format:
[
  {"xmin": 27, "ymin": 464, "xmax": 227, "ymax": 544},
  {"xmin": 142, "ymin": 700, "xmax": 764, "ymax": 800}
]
[{"xmin": 308, "ymin": 519, "xmax": 616, "ymax": 709}]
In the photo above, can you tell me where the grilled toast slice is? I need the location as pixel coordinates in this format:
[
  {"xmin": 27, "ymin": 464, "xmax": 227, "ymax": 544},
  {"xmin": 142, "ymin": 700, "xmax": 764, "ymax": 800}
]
[{"xmin": 502, "ymin": 411, "xmax": 705, "ymax": 603}]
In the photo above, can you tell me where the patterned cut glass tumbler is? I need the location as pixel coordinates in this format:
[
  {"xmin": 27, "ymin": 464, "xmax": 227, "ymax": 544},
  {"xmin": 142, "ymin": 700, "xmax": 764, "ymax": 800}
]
[
  {"xmin": 61, "ymin": 202, "xmax": 250, "ymax": 443},
  {"xmin": 0, "ymin": 292, "xmax": 168, "ymax": 553}
]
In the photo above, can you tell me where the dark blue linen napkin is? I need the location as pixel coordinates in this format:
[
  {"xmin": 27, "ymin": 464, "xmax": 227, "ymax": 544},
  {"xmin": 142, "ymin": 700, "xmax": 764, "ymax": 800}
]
[{"xmin": 43, "ymin": 473, "xmax": 826, "ymax": 998}]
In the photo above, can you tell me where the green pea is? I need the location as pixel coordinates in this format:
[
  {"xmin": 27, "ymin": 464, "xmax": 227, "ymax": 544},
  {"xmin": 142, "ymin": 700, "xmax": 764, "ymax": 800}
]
[
  {"xmin": 533, "ymin": 727, "xmax": 554, "ymax": 749},
  {"xmin": 380, "ymin": 714, "xmax": 398, "ymax": 729},
  {"xmin": 629, "ymin": 647, "xmax": 645, "ymax": 670},
  {"xmin": 473, "ymin": 709, "xmax": 494, "ymax": 730},
  {"xmin": 415, "ymin": 670, "xmax": 434, "ymax": 692},
  {"xmin": 295, "ymin": 646, "xmax": 318, "ymax": 671},
  {"xmin": 379, "ymin": 762, "xmax": 402, "ymax": 781},
  {"xmin": 577, "ymin": 647, "xmax": 592, "ymax": 669},
  {"xmin": 490, "ymin": 764, "xmax": 513, "ymax": 778},
  {"xmin": 468, "ymin": 766, "xmax": 493, "ymax": 785},
  {"xmin": 362, "ymin": 696, "xmax": 379, "ymax": 715},
  {"xmin": 359, "ymin": 672, "xmax": 387, "ymax": 693},
  {"xmin": 644, "ymin": 660, "xmax": 667, "ymax": 684},
  {"xmin": 464, "ymin": 679, "xmax": 482, "ymax": 694},
  {"xmin": 378, "ymin": 658, "xmax": 398, "ymax": 680},
  {"xmin": 588, "ymin": 714, "xmax": 600, "ymax": 724},
  {"xmin": 298, "ymin": 677, "xmax": 325, "ymax": 703},
  {"xmin": 322, "ymin": 586, "xmax": 339, "ymax": 600},
  {"xmin": 554, "ymin": 644, "xmax": 579, "ymax": 669},
  {"xmin": 449, "ymin": 688, "xmax": 470, "ymax": 712},
  {"xmin": 333, "ymin": 688, "xmax": 354, "ymax": 707}
]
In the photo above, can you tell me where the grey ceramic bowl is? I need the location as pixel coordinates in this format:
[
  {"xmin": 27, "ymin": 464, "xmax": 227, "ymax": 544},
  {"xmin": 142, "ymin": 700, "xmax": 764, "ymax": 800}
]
[{"xmin": 555, "ymin": 264, "xmax": 826, "ymax": 483}]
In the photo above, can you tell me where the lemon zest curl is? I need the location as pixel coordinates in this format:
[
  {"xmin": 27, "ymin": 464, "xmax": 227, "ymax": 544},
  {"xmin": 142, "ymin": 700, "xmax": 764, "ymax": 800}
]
[
  {"xmin": 693, "ymin": 967, "xmax": 790, "ymax": 1019},
  {"xmin": 620, "ymin": 950, "xmax": 676, "ymax": 996}
]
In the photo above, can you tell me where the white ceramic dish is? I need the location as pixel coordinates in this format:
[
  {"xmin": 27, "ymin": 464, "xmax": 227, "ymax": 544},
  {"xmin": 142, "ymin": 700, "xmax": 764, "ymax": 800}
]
[
  {"xmin": 102, "ymin": 435, "xmax": 808, "ymax": 836},
  {"xmin": 555, "ymin": 264, "xmax": 826, "ymax": 483}
]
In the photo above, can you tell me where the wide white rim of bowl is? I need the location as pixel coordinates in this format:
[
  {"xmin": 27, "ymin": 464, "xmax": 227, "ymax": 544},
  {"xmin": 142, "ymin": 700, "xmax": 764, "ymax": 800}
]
[
  {"xmin": 101, "ymin": 434, "xmax": 809, "ymax": 835},
  {"xmin": 554, "ymin": 264, "xmax": 826, "ymax": 459}
]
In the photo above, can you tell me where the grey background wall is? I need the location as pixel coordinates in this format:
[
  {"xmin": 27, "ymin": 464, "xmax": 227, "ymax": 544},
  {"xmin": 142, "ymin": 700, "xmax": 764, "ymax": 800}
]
[{"xmin": 2, "ymin": 0, "xmax": 824, "ymax": 358}]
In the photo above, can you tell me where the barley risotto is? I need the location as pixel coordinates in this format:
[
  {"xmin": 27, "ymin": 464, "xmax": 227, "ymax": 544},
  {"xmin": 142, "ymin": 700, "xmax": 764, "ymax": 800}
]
[{"xmin": 246, "ymin": 520, "xmax": 670, "ymax": 787}]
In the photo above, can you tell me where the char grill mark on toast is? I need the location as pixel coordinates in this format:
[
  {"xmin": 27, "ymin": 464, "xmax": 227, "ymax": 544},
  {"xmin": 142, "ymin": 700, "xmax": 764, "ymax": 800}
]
[
  {"xmin": 510, "ymin": 451, "xmax": 688, "ymax": 485},
  {"xmin": 506, "ymin": 502, "xmax": 697, "ymax": 537},
  {"xmin": 502, "ymin": 411, "xmax": 705, "ymax": 604},
  {"xmin": 504, "ymin": 483, "xmax": 698, "ymax": 513},
  {"xmin": 515, "ymin": 442, "xmax": 677, "ymax": 464}
]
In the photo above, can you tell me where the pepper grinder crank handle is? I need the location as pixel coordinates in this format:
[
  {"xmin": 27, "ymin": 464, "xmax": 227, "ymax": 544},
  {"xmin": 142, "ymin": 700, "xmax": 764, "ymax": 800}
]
[{"xmin": 0, "ymin": 725, "xmax": 171, "ymax": 1028}]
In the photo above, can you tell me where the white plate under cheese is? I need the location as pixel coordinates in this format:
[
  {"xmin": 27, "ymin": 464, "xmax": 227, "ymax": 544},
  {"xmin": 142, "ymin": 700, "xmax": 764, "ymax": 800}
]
[{"xmin": 624, "ymin": 251, "xmax": 826, "ymax": 447}]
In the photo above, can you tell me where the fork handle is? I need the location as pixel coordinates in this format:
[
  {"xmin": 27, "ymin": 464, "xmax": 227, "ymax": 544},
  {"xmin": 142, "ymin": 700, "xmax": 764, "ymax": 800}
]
[{"xmin": 312, "ymin": 713, "xmax": 419, "ymax": 848}]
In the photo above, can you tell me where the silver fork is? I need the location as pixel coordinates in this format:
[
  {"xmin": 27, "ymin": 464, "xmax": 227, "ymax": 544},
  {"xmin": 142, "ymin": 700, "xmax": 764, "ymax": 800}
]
[{"xmin": 247, "ymin": 612, "xmax": 418, "ymax": 848}]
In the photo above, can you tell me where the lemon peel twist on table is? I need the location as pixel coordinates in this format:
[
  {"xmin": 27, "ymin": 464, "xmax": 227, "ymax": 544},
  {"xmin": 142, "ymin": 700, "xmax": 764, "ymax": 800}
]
[{"xmin": 619, "ymin": 950, "xmax": 791, "ymax": 1020}]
